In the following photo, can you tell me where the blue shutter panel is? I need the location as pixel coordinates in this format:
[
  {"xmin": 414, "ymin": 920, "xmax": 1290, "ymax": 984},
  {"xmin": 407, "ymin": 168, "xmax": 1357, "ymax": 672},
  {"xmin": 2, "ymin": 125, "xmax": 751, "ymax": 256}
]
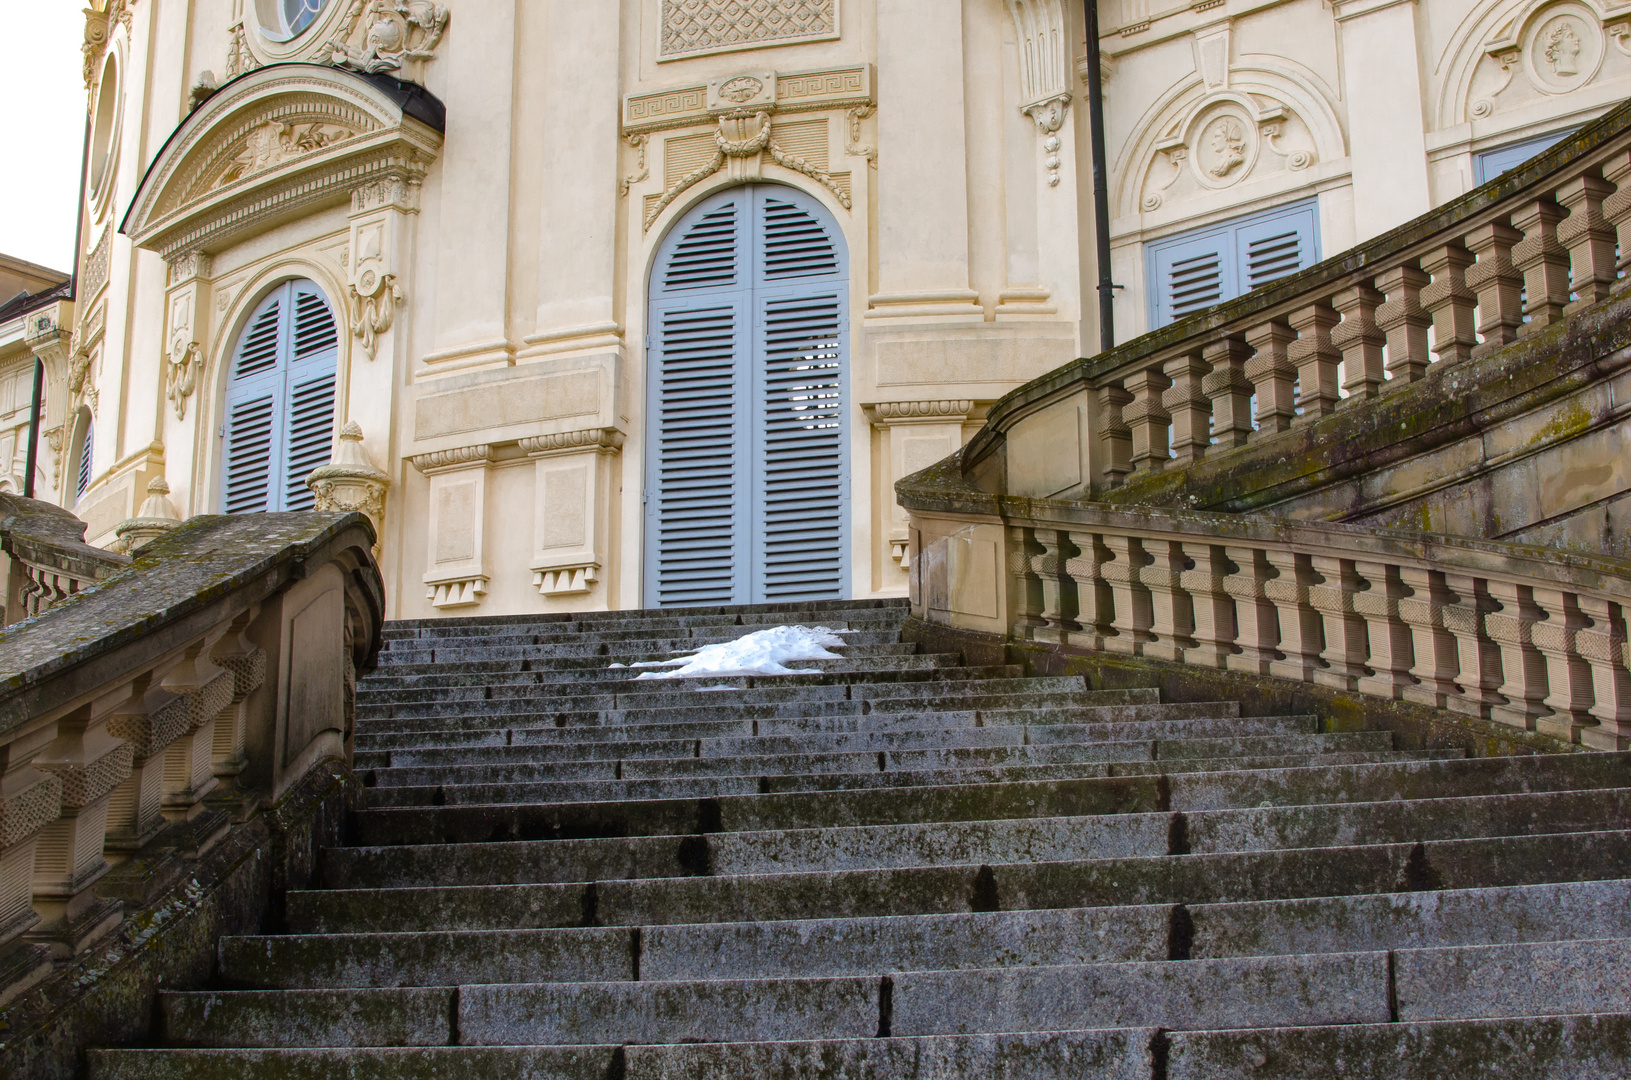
[
  {"xmin": 1236, "ymin": 202, "xmax": 1319, "ymax": 292},
  {"xmin": 221, "ymin": 280, "xmax": 337, "ymax": 514},
  {"xmin": 1146, "ymin": 198, "xmax": 1320, "ymax": 327},
  {"xmin": 646, "ymin": 185, "xmax": 849, "ymax": 606},
  {"xmin": 1149, "ymin": 230, "xmax": 1232, "ymax": 326},
  {"xmin": 75, "ymin": 419, "xmax": 93, "ymax": 502}
]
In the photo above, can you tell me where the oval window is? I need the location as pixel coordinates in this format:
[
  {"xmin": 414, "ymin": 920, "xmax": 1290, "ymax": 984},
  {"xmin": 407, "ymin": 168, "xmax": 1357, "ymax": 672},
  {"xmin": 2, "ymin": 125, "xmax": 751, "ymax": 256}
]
[{"xmin": 256, "ymin": 0, "xmax": 329, "ymax": 42}]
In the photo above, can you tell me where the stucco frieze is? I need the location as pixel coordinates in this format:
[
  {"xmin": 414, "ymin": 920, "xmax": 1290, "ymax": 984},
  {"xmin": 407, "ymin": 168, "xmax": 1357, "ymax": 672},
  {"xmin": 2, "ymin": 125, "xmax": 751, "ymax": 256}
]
[{"xmin": 660, "ymin": 0, "xmax": 838, "ymax": 61}]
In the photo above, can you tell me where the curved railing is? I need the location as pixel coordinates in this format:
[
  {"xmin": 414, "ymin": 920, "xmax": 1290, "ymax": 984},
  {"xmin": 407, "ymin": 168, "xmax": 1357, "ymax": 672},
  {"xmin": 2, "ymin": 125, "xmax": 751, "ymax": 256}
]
[
  {"xmin": 960, "ymin": 96, "xmax": 1631, "ymax": 492},
  {"xmin": 0, "ymin": 494, "xmax": 128, "ymax": 625},
  {"xmin": 902, "ymin": 476, "xmax": 1631, "ymax": 751}
]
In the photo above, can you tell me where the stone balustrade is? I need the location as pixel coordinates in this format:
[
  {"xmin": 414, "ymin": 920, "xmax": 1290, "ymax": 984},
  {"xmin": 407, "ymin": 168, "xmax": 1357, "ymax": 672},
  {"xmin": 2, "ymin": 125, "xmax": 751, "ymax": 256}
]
[
  {"xmin": 907, "ymin": 495, "xmax": 1631, "ymax": 752},
  {"xmin": 0, "ymin": 494, "xmax": 128, "ymax": 626},
  {"xmin": 0, "ymin": 510, "xmax": 381, "ymax": 1007},
  {"xmin": 964, "ymin": 99, "xmax": 1631, "ymax": 495}
]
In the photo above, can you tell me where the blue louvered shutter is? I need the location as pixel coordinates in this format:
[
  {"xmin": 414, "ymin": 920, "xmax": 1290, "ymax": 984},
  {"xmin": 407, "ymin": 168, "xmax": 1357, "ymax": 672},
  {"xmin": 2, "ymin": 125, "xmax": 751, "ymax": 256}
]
[
  {"xmin": 75, "ymin": 416, "xmax": 93, "ymax": 502},
  {"xmin": 754, "ymin": 192, "xmax": 845, "ymax": 601},
  {"xmin": 646, "ymin": 185, "xmax": 849, "ymax": 606},
  {"xmin": 1474, "ymin": 130, "xmax": 1572, "ymax": 184},
  {"xmin": 1146, "ymin": 198, "xmax": 1320, "ymax": 327},
  {"xmin": 221, "ymin": 280, "xmax": 337, "ymax": 514}
]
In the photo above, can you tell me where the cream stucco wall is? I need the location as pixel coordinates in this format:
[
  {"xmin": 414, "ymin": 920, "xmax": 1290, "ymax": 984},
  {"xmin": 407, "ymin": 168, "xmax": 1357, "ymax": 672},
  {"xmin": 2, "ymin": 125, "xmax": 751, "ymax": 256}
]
[{"xmin": 44, "ymin": 0, "xmax": 1631, "ymax": 621}]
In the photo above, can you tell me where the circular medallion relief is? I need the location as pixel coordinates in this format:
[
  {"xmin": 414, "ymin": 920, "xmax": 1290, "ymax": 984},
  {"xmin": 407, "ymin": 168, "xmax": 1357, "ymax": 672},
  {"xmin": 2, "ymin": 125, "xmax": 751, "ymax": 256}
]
[
  {"xmin": 256, "ymin": 0, "xmax": 331, "ymax": 43},
  {"xmin": 1190, "ymin": 109, "xmax": 1257, "ymax": 189},
  {"xmin": 1526, "ymin": 4, "xmax": 1604, "ymax": 93},
  {"xmin": 719, "ymin": 76, "xmax": 765, "ymax": 104}
]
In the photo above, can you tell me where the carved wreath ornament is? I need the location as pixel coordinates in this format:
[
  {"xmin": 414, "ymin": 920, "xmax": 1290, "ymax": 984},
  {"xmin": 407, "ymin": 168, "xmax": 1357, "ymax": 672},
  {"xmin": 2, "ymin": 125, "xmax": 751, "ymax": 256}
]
[{"xmin": 324, "ymin": 0, "xmax": 450, "ymax": 76}]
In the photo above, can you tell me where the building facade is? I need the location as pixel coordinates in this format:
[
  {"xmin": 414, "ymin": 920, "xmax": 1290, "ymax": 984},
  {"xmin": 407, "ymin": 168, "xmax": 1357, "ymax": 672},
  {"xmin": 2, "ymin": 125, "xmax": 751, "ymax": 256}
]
[{"xmin": 34, "ymin": 0, "xmax": 1631, "ymax": 619}]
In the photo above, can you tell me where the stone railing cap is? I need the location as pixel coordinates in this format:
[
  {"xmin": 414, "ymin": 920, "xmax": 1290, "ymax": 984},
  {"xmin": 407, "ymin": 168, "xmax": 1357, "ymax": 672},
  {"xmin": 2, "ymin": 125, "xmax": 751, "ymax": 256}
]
[{"xmin": 0, "ymin": 511, "xmax": 382, "ymax": 740}]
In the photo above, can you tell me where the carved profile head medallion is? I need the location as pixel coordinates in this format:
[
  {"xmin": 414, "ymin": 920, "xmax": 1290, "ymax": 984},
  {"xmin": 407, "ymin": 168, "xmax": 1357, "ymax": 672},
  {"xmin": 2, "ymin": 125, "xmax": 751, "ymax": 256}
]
[{"xmin": 1525, "ymin": 4, "xmax": 1603, "ymax": 92}]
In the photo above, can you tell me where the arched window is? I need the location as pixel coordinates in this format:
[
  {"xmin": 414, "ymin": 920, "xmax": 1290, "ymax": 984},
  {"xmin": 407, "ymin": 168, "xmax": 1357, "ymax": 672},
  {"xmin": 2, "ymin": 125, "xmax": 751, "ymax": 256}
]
[
  {"xmin": 644, "ymin": 184, "xmax": 849, "ymax": 606},
  {"xmin": 74, "ymin": 410, "xmax": 93, "ymax": 503},
  {"xmin": 221, "ymin": 279, "xmax": 338, "ymax": 514}
]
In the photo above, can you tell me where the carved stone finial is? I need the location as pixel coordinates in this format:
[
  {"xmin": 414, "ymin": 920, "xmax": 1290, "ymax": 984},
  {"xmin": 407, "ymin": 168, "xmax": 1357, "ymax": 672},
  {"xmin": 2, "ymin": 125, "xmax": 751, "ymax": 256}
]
[
  {"xmin": 115, "ymin": 476, "xmax": 184, "ymax": 554},
  {"xmin": 307, "ymin": 423, "xmax": 391, "ymax": 554}
]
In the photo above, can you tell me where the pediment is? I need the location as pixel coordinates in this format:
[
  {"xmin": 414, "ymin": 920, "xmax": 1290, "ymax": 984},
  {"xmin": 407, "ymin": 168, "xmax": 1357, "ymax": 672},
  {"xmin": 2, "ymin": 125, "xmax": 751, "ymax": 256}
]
[{"xmin": 124, "ymin": 64, "xmax": 445, "ymax": 259}]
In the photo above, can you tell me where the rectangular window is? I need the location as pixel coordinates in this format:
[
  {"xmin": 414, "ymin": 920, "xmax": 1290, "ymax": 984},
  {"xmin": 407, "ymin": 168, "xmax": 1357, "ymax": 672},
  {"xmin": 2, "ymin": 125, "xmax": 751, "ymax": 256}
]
[
  {"xmin": 1145, "ymin": 198, "xmax": 1321, "ymax": 328},
  {"xmin": 1473, "ymin": 130, "xmax": 1573, "ymax": 186}
]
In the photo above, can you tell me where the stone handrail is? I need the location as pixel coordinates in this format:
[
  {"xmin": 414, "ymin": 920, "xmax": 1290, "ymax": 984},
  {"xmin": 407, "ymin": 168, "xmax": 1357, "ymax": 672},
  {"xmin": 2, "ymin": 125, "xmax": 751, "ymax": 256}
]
[
  {"xmin": 0, "ymin": 510, "xmax": 382, "ymax": 1008},
  {"xmin": 0, "ymin": 494, "xmax": 129, "ymax": 626},
  {"xmin": 960, "ymin": 96, "xmax": 1631, "ymax": 490},
  {"xmin": 904, "ymin": 482, "xmax": 1631, "ymax": 751}
]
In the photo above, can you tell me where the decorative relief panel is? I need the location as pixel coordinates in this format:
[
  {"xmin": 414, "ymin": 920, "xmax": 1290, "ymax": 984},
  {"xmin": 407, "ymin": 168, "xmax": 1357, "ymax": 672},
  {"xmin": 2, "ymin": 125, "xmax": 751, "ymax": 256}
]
[
  {"xmin": 660, "ymin": 0, "xmax": 838, "ymax": 60},
  {"xmin": 1462, "ymin": 0, "xmax": 1631, "ymax": 122},
  {"xmin": 1139, "ymin": 96, "xmax": 1317, "ymax": 213}
]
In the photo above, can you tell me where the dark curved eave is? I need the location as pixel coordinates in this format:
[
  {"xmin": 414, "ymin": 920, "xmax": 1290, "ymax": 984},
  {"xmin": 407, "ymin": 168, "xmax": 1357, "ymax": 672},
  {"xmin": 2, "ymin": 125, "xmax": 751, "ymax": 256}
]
[{"xmin": 119, "ymin": 62, "xmax": 447, "ymax": 239}]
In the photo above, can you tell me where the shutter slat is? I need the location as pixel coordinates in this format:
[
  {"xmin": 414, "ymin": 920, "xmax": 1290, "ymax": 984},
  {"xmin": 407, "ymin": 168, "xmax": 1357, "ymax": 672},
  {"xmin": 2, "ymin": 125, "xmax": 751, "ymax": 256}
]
[
  {"xmin": 292, "ymin": 286, "xmax": 338, "ymax": 358},
  {"xmin": 223, "ymin": 395, "xmax": 276, "ymax": 514},
  {"xmin": 233, "ymin": 300, "xmax": 283, "ymax": 379},
  {"xmin": 282, "ymin": 372, "xmax": 336, "ymax": 511},
  {"xmin": 661, "ymin": 204, "xmax": 740, "ymax": 292}
]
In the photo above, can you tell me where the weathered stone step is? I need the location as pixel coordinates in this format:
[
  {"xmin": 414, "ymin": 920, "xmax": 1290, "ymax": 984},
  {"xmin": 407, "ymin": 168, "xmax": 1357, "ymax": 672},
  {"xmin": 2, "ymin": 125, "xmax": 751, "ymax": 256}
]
[
  {"xmin": 356, "ymin": 749, "xmax": 1453, "ymax": 810},
  {"xmin": 357, "ymin": 729, "xmax": 1379, "ymax": 773},
  {"xmin": 374, "ymin": 628, "xmax": 908, "ymax": 666},
  {"xmin": 325, "ymin": 787, "xmax": 1631, "ymax": 888},
  {"xmin": 86, "ymin": 1029, "xmax": 1153, "ymax": 1080},
  {"xmin": 300, "ymin": 829, "xmax": 1631, "ymax": 930},
  {"xmin": 1165, "ymin": 1011, "xmax": 1631, "ymax": 1079},
  {"xmin": 360, "ymin": 736, "xmax": 1409, "ymax": 788},
  {"xmin": 349, "ymin": 688, "xmax": 1165, "ymax": 736},
  {"xmin": 350, "ymin": 701, "xmax": 1263, "ymax": 753},
  {"xmin": 379, "ymin": 603, "xmax": 908, "ymax": 638}
]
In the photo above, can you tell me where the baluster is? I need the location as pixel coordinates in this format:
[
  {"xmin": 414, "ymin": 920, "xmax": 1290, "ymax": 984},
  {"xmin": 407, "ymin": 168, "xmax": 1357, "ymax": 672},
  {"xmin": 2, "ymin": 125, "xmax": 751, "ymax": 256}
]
[
  {"xmin": 1288, "ymin": 301, "xmax": 1343, "ymax": 423},
  {"xmin": 1064, "ymin": 531, "xmax": 1114, "ymax": 651},
  {"xmin": 0, "ymin": 721, "xmax": 64, "ymax": 981},
  {"xmin": 1577, "ymin": 596, "xmax": 1631, "ymax": 749},
  {"xmin": 1354, "ymin": 560, "xmax": 1415, "ymax": 699},
  {"xmin": 1030, "ymin": 529, "xmax": 1078, "ymax": 644},
  {"xmin": 1244, "ymin": 321, "xmax": 1298, "ymax": 437},
  {"xmin": 1140, "ymin": 538, "xmax": 1194, "ymax": 662},
  {"xmin": 210, "ymin": 617, "xmax": 267, "ymax": 789},
  {"xmin": 1601, "ymin": 150, "xmax": 1631, "ymax": 295},
  {"xmin": 1375, "ymin": 265, "xmax": 1433, "ymax": 389},
  {"xmin": 1124, "ymin": 368, "xmax": 1173, "ymax": 474},
  {"xmin": 1263, "ymin": 549, "xmax": 1325, "ymax": 683},
  {"xmin": 1509, "ymin": 199, "xmax": 1570, "ymax": 335},
  {"xmin": 159, "ymin": 637, "xmax": 236, "ymax": 822},
  {"xmin": 30, "ymin": 699, "xmax": 132, "ymax": 951},
  {"xmin": 1463, "ymin": 223, "xmax": 1524, "ymax": 357},
  {"xmin": 1224, "ymin": 546, "xmax": 1278, "ymax": 675},
  {"xmin": 1530, "ymin": 588, "xmax": 1595, "ymax": 743},
  {"xmin": 1202, "ymin": 335, "xmax": 1254, "ymax": 449},
  {"xmin": 1556, "ymin": 175, "xmax": 1617, "ymax": 311},
  {"xmin": 1163, "ymin": 352, "xmax": 1211, "ymax": 464},
  {"xmin": 104, "ymin": 676, "xmax": 190, "ymax": 852},
  {"xmin": 1182, "ymin": 541, "xmax": 1236, "ymax": 669},
  {"xmin": 1098, "ymin": 384, "xmax": 1133, "ymax": 488},
  {"xmin": 1009, "ymin": 528, "xmax": 1047, "ymax": 636},
  {"xmin": 1398, "ymin": 567, "xmax": 1459, "ymax": 708},
  {"xmin": 1332, "ymin": 284, "xmax": 1386, "ymax": 403},
  {"xmin": 1100, "ymin": 535, "xmax": 1154, "ymax": 656},
  {"xmin": 1442, "ymin": 574, "xmax": 1504, "ymax": 718},
  {"xmin": 1483, "ymin": 580, "xmax": 1549, "ymax": 730},
  {"xmin": 1419, "ymin": 244, "xmax": 1478, "ymax": 365},
  {"xmin": 1308, "ymin": 555, "xmax": 1368, "ymax": 691}
]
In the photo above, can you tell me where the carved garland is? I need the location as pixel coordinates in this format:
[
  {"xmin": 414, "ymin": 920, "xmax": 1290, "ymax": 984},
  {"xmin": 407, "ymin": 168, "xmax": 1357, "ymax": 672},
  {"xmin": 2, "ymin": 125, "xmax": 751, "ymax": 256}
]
[{"xmin": 643, "ymin": 111, "xmax": 853, "ymax": 230}]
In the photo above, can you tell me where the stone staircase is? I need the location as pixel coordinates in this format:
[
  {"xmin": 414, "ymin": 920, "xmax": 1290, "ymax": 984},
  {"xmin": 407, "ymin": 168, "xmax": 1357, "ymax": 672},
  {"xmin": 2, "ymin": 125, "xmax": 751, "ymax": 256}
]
[{"xmin": 86, "ymin": 598, "xmax": 1631, "ymax": 1078}]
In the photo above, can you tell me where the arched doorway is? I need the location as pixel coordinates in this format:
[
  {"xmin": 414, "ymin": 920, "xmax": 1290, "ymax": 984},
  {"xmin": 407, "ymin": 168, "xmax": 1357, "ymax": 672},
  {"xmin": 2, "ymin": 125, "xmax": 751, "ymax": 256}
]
[
  {"xmin": 645, "ymin": 184, "xmax": 849, "ymax": 607},
  {"xmin": 220, "ymin": 278, "xmax": 338, "ymax": 514}
]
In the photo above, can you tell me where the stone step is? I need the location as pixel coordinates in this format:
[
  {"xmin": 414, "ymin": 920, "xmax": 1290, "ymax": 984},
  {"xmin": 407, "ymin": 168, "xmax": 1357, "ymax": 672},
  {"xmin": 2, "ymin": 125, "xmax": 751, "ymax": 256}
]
[
  {"xmin": 86, "ymin": 1029, "xmax": 1154, "ymax": 1080},
  {"xmin": 348, "ymin": 688, "xmax": 1166, "ymax": 735},
  {"xmin": 355, "ymin": 729, "xmax": 1381, "ymax": 772},
  {"xmin": 379, "ymin": 602, "xmax": 909, "ymax": 637},
  {"xmin": 366, "ymin": 653, "xmax": 962, "ymax": 692},
  {"xmin": 349, "ymin": 701, "xmax": 1265, "ymax": 753},
  {"xmin": 298, "ymin": 828, "xmax": 1631, "ymax": 930},
  {"xmin": 359, "ymin": 737, "xmax": 1413, "ymax": 788},
  {"xmin": 374, "ymin": 628, "xmax": 909, "ymax": 666},
  {"xmin": 324, "ymin": 787, "xmax": 1631, "ymax": 889}
]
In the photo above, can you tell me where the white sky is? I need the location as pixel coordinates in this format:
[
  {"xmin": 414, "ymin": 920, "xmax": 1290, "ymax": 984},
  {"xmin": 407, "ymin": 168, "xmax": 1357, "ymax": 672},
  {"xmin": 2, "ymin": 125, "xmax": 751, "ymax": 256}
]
[{"xmin": 1, "ymin": 4, "xmax": 91, "ymax": 273}]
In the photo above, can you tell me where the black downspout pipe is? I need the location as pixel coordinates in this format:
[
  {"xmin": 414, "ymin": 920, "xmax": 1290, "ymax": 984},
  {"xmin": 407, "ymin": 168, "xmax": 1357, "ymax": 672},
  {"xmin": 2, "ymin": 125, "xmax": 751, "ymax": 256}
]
[
  {"xmin": 24, "ymin": 114, "xmax": 91, "ymax": 501},
  {"xmin": 1084, "ymin": 0, "xmax": 1116, "ymax": 353}
]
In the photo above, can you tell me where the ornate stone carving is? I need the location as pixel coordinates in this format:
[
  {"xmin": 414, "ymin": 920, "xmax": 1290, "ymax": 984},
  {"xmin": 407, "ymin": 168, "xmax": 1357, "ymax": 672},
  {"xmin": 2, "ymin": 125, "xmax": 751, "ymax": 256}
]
[
  {"xmin": 113, "ymin": 477, "xmax": 183, "ymax": 554},
  {"xmin": 645, "ymin": 110, "xmax": 852, "ymax": 230},
  {"xmin": 518, "ymin": 428, "xmax": 626, "ymax": 456},
  {"xmin": 620, "ymin": 134, "xmax": 650, "ymax": 197},
  {"xmin": 308, "ymin": 423, "xmax": 391, "ymax": 552},
  {"xmin": 166, "ymin": 340, "xmax": 201, "ymax": 420},
  {"xmin": 324, "ymin": 0, "xmax": 450, "ymax": 76},
  {"xmin": 661, "ymin": 0, "xmax": 837, "ymax": 59},
  {"xmin": 868, "ymin": 400, "xmax": 977, "ymax": 423},
  {"xmin": 1007, "ymin": 0, "xmax": 1071, "ymax": 188},
  {"xmin": 225, "ymin": 21, "xmax": 259, "ymax": 80},
  {"xmin": 409, "ymin": 444, "xmax": 493, "ymax": 473},
  {"xmin": 216, "ymin": 121, "xmax": 355, "ymax": 189},
  {"xmin": 845, "ymin": 105, "xmax": 876, "ymax": 168},
  {"xmin": 82, "ymin": 2, "xmax": 132, "ymax": 88},
  {"xmin": 349, "ymin": 273, "xmax": 401, "ymax": 361}
]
